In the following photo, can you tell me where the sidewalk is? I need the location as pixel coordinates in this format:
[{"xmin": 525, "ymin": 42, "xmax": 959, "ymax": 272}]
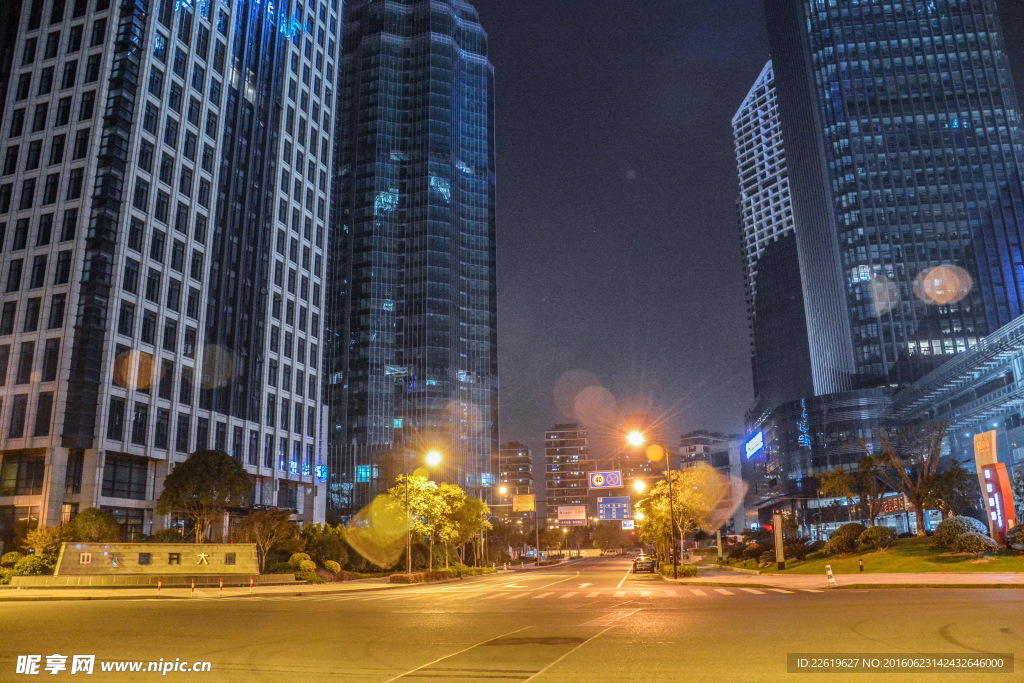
[{"xmin": 662, "ymin": 566, "xmax": 1024, "ymax": 589}]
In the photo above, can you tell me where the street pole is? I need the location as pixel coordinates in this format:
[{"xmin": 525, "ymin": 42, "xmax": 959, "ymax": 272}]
[
  {"xmin": 534, "ymin": 506, "xmax": 541, "ymax": 566},
  {"xmin": 665, "ymin": 447, "xmax": 678, "ymax": 580},
  {"xmin": 405, "ymin": 450, "xmax": 412, "ymax": 574}
]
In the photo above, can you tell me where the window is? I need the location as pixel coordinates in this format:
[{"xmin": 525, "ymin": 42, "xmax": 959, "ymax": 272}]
[
  {"xmin": 67, "ymin": 24, "xmax": 83, "ymax": 52},
  {"xmin": 41, "ymin": 338, "xmax": 59, "ymax": 381},
  {"xmin": 22, "ymin": 298, "xmax": 41, "ymax": 331},
  {"xmin": 65, "ymin": 450, "xmax": 83, "ymax": 494},
  {"xmin": 18, "ymin": 178, "xmax": 36, "ymax": 209},
  {"xmin": 36, "ymin": 213, "xmax": 54, "ymax": 246},
  {"xmin": 15, "ymin": 74, "xmax": 31, "ymax": 101},
  {"xmin": 1, "ymin": 303, "xmax": 17, "ymax": 335},
  {"xmin": 123, "ymin": 258, "xmax": 139, "ymax": 293},
  {"xmin": 129, "ymin": 403, "xmax": 149, "ymax": 446},
  {"xmin": 7, "ymin": 395, "xmax": 28, "ymax": 438},
  {"xmin": 127, "ymin": 218, "xmax": 142, "ymax": 251},
  {"xmin": 9, "ymin": 109, "xmax": 25, "ymax": 137},
  {"xmin": 175, "ymin": 413, "xmax": 190, "ymax": 452},
  {"xmin": 22, "ymin": 38, "xmax": 38, "ymax": 66},
  {"xmin": 145, "ymin": 268, "xmax": 160, "ymax": 302},
  {"xmin": 141, "ymin": 310, "xmax": 156, "ymax": 344},
  {"xmin": 6, "ymin": 259, "xmax": 23, "ymax": 292},
  {"xmin": 167, "ymin": 279, "xmax": 181, "ymax": 311},
  {"xmin": 91, "ymin": 18, "xmax": 107, "ymax": 47},
  {"xmin": 150, "ymin": 230, "xmax": 165, "ymax": 262},
  {"xmin": 25, "ymin": 140, "xmax": 42, "ymax": 170},
  {"xmin": 49, "ymin": 136, "xmax": 65, "ymax": 165},
  {"xmin": 0, "ymin": 345, "xmax": 8, "ymax": 385},
  {"xmin": 102, "ymin": 452, "xmax": 148, "ymax": 499},
  {"xmin": 33, "ymin": 392, "xmax": 54, "ymax": 437},
  {"xmin": 72, "ymin": 129, "xmax": 88, "ymax": 158},
  {"xmin": 30, "ymin": 255, "xmax": 47, "ymax": 288},
  {"xmin": 162, "ymin": 319, "xmax": 176, "ymax": 352},
  {"xmin": 179, "ymin": 365, "xmax": 193, "ymax": 403},
  {"xmin": 16, "ymin": 341, "xmax": 35, "ymax": 384},
  {"xmin": 117, "ymin": 302, "xmax": 135, "ymax": 336},
  {"xmin": 138, "ymin": 141, "xmax": 154, "ymax": 172},
  {"xmin": 47, "ymin": 294, "xmax": 66, "ymax": 328},
  {"xmin": 154, "ymin": 408, "xmax": 169, "ymax": 449},
  {"xmin": 84, "ymin": 54, "xmax": 101, "ymax": 82},
  {"xmin": 54, "ymin": 251, "xmax": 72, "ymax": 284},
  {"xmin": 61, "ymin": 60, "xmax": 78, "ymax": 89},
  {"xmin": 66, "ymin": 167, "xmax": 83, "ymax": 199},
  {"xmin": 78, "ymin": 90, "xmax": 95, "ymax": 120},
  {"xmin": 55, "ymin": 96, "xmax": 71, "ymax": 126},
  {"xmin": 133, "ymin": 178, "xmax": 149, "ymax": 210},
  {"xmin": 44, "ymin": 32, "xmax": 60, "ymax": 60},
  {"xmin": 107, "ymin": 396, "xmax": 126, "ymax": 439},
  {"xmin": 158, "ymin": 359, "xmax": 173, "ymax": 399},
  {"xmin": 2, "ymin": 146, "xmax": 18, "ymax": 174},
  {"xmin": 61, "ymin": 208, "xmax": 77, "ymax": 241},
  {"xmin": 0, "ymin": 452, "xmax": 45, "ymax": 495}
]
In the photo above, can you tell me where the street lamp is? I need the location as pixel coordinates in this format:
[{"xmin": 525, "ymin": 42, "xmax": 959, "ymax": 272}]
[
  {"xmin": 406, "ymin": 449, "xmax": 442, "ymax": 574},
  {"xmin": 627, "ymin": 430, "xmax": 679, "ymax": 579}
]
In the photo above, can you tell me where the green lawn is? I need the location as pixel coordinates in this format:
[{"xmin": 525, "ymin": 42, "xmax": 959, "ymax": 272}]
[{"xmin": 741, "ymin": 537, "xmax": 1024, "ymax": 574}]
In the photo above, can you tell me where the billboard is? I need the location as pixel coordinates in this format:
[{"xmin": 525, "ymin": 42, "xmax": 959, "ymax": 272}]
[
  {"xmin": 744, "ymin": 431, "xmax": 764, "ymax": 459},
  {"xmin": 557, "ymin": 505, "xmax": 587, "ymax": 526},
  {"xmin": 512, "ymin": 494, "xmax": 535, "ymax": 512}
]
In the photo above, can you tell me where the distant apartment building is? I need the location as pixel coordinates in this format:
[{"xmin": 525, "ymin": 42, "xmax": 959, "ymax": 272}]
[
  {"xmin": 495, "ymin": 441, "xmax": 533, "ymax": 524},
  {"xmin": 544, "ymin": 423, "xmax": 588, "ymax": 527},
  {"xmin": 0, "ymin": 0, "xmax": 338, "ymax": 549},
  {"xmin": 678, "ymin": 430, "xmax": 745, "ymax": 533}
]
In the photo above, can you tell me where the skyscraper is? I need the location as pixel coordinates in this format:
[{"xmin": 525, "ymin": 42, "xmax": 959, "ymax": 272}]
[
  {"xmin": 327, "ymin": 0, "xmax": 497, "ymax": 517},
  {"xmin": 733, "ymin": 60, "xmax": 813, "ymax": 410},
  {"xmin": 766, "ymin": 0, "xmax": 1024, "ymax": 394},
  {"xmin": 496, "ymin": 441, "xmax": 533, "ymax": 524},
  {"xmin": 544, "ymin": 423, "xmax": 588, "ymax": 527},
  {"xmin": 0, "ymin": 0, "xmax": 338, "ymax": 547}
]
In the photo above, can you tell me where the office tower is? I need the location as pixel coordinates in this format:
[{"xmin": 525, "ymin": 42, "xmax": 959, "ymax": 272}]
[
  {"xmin": 544, "ymin": 423, "xmax": 588, "ymax": 527},
  {"xmin": 0, "ymin": 0, "xmax": 339, "ymax": 548},
  {"xmin": 496, "ymin": 441, "xmax": 533, "ymax": 524},
  {"xmin": 327, "ymin": 0, "xmax": 497, "ymax": 517},
  {"xmin": 766, "ymin": 0, "xmax": 1024, "ymax": 394},
  {"xmin": 733, "ymin": 61, "xmax": 813, "ymax": 411}
]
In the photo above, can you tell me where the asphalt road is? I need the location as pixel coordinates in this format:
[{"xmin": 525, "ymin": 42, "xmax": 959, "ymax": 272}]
[{"xmin": 1, "ymin": 557, "xmax": 1021, "ymax": 682}]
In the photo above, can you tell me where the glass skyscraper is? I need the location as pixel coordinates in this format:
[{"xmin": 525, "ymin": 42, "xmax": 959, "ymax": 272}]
[
  {"xmin": 766, "ymin": 0, "xmax": 1024, "ymax": 394},
  {"xmin": 327, "ymin": 0, "xmax": 497, "ymax": 517},
  {"xmin": 0, "ymin": 0, "xmax": 338, "ymax": 546}
]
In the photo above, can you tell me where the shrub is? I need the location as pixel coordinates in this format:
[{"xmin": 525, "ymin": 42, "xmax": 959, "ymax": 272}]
[
  {"xmin": 727, "ymin": 544, "xmax": 746, "ymax": 561},
  {"xmin": 300, "ymin": 523, "xmax": 349, "ymax": 567},
  {"xmin": 288, "ymin": 552, "xmax": 312, "ymax": 569},
  {"xmin": 22, "ymin": 524, "xmax": 74, "ymax": 561},
  {"xmin": 72, "ymin": 508, "xmax": 122, "ymax": 542},
  {"xmin": 897, "ymin": 531, "xmax": 916, "ymax": 539},
  {"xmin": 298, "ymin": 559, "xmax": 317, "ymax": 573},
  {"xmin": 13, "ymin": 554, "xmax": 52, "ymax": 576},
  {"xmin": 1005, "ymin": 525, "xmax": 1024, "ymax": 551},
  {"xmin": 148, "ymin": 528, "xmax": 188, "ymax": 543},
  {"xmin": 324, "ymin": 560, "xmax": 342, "ymax": 574},
  {"xmin": 809, "ymin": 540, "xmax": 827, "ymax": 552},
  {"xmin": 822, "ymin": 523, "xmax": 867, "ymax": 555},
  {"xmin": 1, "ymin": 551, "xmax": 23, "ymax": 568},
  {"xmin": 758, "ymin": 550, "xmax": 775, "ymax": 565},
  {"xmin": 742, "ymin": 543, "xmax": 763, "ymax": 560},
  {"xmin": 0, "ymin": 568, "xmax": 13, "ymax": 585},
  {"xmin": 784, "ymin": 537, "xmax": 814, "ymax": 561},
  {"xmin": 934, "ymin": 516, "xmax": 988, "ymax": 549},
  {"xmin": 658, "ymin": 564, "xmax": 697, "ymax": 578},
  {"xmin": 856, "ymin": 526, "xmax": 897, "ymax": 552},
  {"xmin": 264, "ymin": 562, "xmax": 294, "ymax": 575},
  {"xmin": 951, "ymin": 531, "xmax": 998, "ymax": 556},
  {"xmin": 295, "ymin": 570, "xmax": 325, "ymax": 584}
]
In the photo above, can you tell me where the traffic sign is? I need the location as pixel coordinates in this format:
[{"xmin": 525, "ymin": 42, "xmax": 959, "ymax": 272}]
[
  {"xmin": 588, "ymin": 470, "xmax": 622, "ymax": 489},
  {"xmin": 557, "ymin": 505, "xmax": 587, "ymax": 526},
  {"xmin": 512, "ymin": 494, "xmax": 535, "ymax": 512},
  {"xmin": 621, "ymin": 520, "xmax": 635, "ymax": 530},
  {"xmin": 597, "ymin": 496, "xmax": 631, "ymax": 520}
]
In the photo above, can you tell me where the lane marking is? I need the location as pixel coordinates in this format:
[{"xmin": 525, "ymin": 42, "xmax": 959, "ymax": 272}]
[
  {"xmin": 640, "ymin": 590, "xmax": 652, "ymax": 597},
  {"xmin": 505, "ymin": 593, "xmax": 528, "ymax": 600},
  {"xmin": 532, "ymin": 592, "xmax": 554, "ymax": 599},
  {"xmin": 615, "ymin": 566, "xmax": 633, "ymax": 589},
  {"xmin": 560, "ymin": 592, "xmax": 578, "ymax": 599},
  {"xmin": 382, "ymin": 625, "xmax": 532, "ymax": 683},
  {"xmin": 714, "ymin": 588, "xmax": 734, "ymax": 596},
  {"xmin": 740, "ymin": 588, "xmax": 765, "ymax": 595},
  {"xmin": 689, "ymin": 589, "xmax": 707, "ymax": 596},
  {"xmin": 768, "ymin": 588, "xmax": 793, "ymax": 594},
  {"xmin": 613, "ymin": 591, "xmax": 626, "ymax": 598},
  {"xmin": 801, "ymin": 589, "xmax": 823, "ymax": 593},
  {"xmin": 664, "ymin": 589, "xmax": 677, "ymax": 597},
  {"xmin": 586, "ymin": 591, "xmax": 600, "ymax": 598},
  {"xmin": 524, "ymin": 611, "xmax": 639, "ymax": 682}
]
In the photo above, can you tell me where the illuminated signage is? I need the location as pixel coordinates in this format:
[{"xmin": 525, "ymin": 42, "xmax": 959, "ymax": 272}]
[
  {"xmin": 512, "ymin": 494, "xmax": 535, "ymax": 512},
  {"xmin": 744, "ymin": 431, "xmax": 764, "ymax": 459},
  {"xmin": 980, "ymin": 463, "xmax": 1016, "ymax": 544},
  {"xmin": 556, "ymin": 505, "xmax": 587, "ymax": 526}
]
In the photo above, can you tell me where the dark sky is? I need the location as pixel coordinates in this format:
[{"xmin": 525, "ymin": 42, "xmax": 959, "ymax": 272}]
[{"xmin": 475, "ymin": 1, "xmax": 770, "ymax": 459}]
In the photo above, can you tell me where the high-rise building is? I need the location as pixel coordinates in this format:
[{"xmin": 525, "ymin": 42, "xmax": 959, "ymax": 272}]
[
  {"xmin": 766, "ymin": 0, "xmax": 1024, "ymax": 394},
  {"xmin": 496, "ymin": 441, "xmax": 532, "ymax": 524},
  {"xmin": 677, "ymin": 430, "xmax": 745, "ymax": 533},
  {"xmin": 0, "ymin": 0, "xmax": 338, "ymax": 548},
  {"xmin": 544, "ymin": 423, "xmax": 588, "ymax": 527},
  {"xmin": 327, "ymin": 0, "xmax": 497, "ymax": 518},
  {"xmin": 733, "ymin": 60, "xmax": 813, "ymax": 411}
]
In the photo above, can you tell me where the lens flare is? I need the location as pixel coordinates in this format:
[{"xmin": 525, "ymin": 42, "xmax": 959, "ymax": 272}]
[
  {"xmin": 344, "ymin": 495, "xmax": 407, "ymax": 569},
  {"xmin": 645, "ymin": 443, "xmax": 667, "ymax": 462},
  {"xmin": 200, "ymin": 344, "xmax": 236, "ymax": 389},
  {"xmin": 112, "ymin": 349, "xmax": 158, "ymax": 391},
  {"xmin": 869, "ymin": 274, "xmax": 900, "ymax": 317},
  {"xmin": 913, "ymin": 265, "xmax": 972, "ymax": 306}
]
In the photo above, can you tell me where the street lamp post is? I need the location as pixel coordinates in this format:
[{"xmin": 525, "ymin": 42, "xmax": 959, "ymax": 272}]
[
  {"xmin": 406, "ymin": 449, "xmax": 442, "ymax": 574},
  {"xmin": 627, "ymin": 430, "xmax": 679, "ymax": 579}
]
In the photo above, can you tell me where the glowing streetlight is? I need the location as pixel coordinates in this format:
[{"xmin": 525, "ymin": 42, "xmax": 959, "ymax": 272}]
[
  {"xmin": 406, "ymin": 449, "xmax": 442, "ymax": 573},
  {"xmin": 625, "ymin": 429, "xmax": 679, "ymax": 579},
  {"xmin": 498, "ymin": 485, "xmax": 508, "ymax": 495},
  {"xmin": 626, "ymin": 430, "xmax": 647, "ymax": 448},
  {"xmin": 424, "ymin": 449, "xmax": 443, "ymax": 468},
  {"xmin": 633, "ymin": 479, "xmax": 647, "ymax": 493},
  {"xmin": 635, "ymin": 511, "xmax": 646, "ymax": 520}
]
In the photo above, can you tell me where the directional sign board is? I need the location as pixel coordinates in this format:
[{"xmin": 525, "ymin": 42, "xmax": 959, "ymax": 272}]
[
  {"xmin": 597, "ymin": 496, "xmax": 631, "ymax": 521},
  {"xmin": 621, "ymin": 520, "xmax": 635, "ymax": 530},
  {"xmin": 588, "ymin": 470, "xmax": 622, "ymax": 489}
]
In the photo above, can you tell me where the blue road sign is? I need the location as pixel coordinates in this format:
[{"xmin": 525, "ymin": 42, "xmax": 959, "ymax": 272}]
[
  {"xmin": 621, "ymin": 520, "xmax": 635, "ymax": 530},
  {"xmin": 588, "ymin": 471, "xmax": 623, "ymax": 489},
  {"xmin": 597, "ymin": 496, "xmax": 631, "ymax": 520}
]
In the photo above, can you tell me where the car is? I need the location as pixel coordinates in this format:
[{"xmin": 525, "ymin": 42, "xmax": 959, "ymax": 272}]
[
  {"xmin": 627, "ymin": 548, "xmax": 643, "ymax": 556},
  {"xmin": 632, "ymin": 555, "xmax": 656, "ymax": 573}
]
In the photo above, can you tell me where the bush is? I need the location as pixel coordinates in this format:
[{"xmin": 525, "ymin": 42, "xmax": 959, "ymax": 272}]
[
  {"xmin": 897, "ymin": 531, "xmax": 916, "ymax": 539},
  {"xmin": 658, "ymin": 564, "xmax": 697, "ymax": 578},
  {"xmin": 13, "ymin": 554, "xmax": 52, "ymax": 576},
  {"xmin": 727, "ymin": 544, "xmax": 746, "ymax": 561},
  {"xmin": 758, "ymin": 550, "xmax": 775, "ymax": 565},
  {"xmin": 1, "ymin": 551, "xmax": 23, "ymax": 568},
  {"xmin": 951, "ymin": 531, "xmax": 999, "ymax": 556},
  {"xmin": 324, "ymin": 560, "xmax": 342, "ymax": 574},
  {"xmin": 822, "ymin": 523, "xmax": 867, "ymax": 555},
  {"xmin": 264, "ymin": 562, "xmax": 294, "ymax": 575},
  {"xmin": 784, "ymin": 537, "xmax": 814, "ymax": 561},
  {"xmin": 0, "ymin": 568, "xmax": 13, "ymax": 585},
  {"xmin": 72, "ymin": 508, "xmax": 121, "ymax": 542},
  {"xmin": 288, "ymin": 552, "xmax": 312, "ymax": 569},
  {"xmin": 300, "ymin": 523, "xmax": 349, "ymax": 567},
  {"xmin": 856, "ymin": 526, "xmax": 897, "ymax": 552},
  {"xmin": 298, "ymin": 559, "xmax": 317, "ymax": 573},
  {"xmin": 809, "ymin": 540, "xmax": 827, "ymax": 552},
  {"xmin": 295, "ymin": 570, "xmax": 325, "ymax": 584},
  {"xmin": 934, "ymin": 516, "xmax": 988, "ymax": 549},
  {"xmin": 1005, "ymin": 525, "xmax": 1024, "ymax": 551},
  {"xmin": 742, "ymin": 543, "xmax": 763, "ymax": 560},
  {"xmin": 148, "ymin": 528, "xmax": 188, "ymax": 543}
]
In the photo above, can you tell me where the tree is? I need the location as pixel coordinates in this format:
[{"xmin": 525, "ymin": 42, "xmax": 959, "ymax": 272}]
[
  {"xmin": 818, "ymin": 454, "xmax": 887, "ymax": 527},
  {"xmin": 387, "ymin": 475, "xmax": 451, "ymax": 570},
  {"xmin": 592, "ymin": 523, "xmax": 632, "ymax": 551},
  {"xmin": 155, "ymin": 450, "xmax": 251, "ymax": 543},
  {"xmin": 875, "ymin": 421, "xmax": 947, "ymax": 536},
  {"xmin": 71, "ymin": 508, "xmax": 122, "ymax": 542},
  {"xmin": 924, "ymin": 459, "xmax": 982, "ymax": 519},
  {"xmin": 237, "ymin": 509, "xmax": 297, "ymax": 572},
  {"xmin": 443, "ymin": 492, "xmax": 491, "ymax": 566},
  {"xmin": 1011, "ymin": 467, "xmax": 1024, "ymax": 525},
  {"xmin": 635, "ymin": 464, "xmax": 723, "ymax": 560},
  {"xmin": 301, "ymin": 522, "xmax": 349, "ymax": 568},
  {"xmin": 22, "ymin": 524, "xmax": 75, "ymax": 567}
]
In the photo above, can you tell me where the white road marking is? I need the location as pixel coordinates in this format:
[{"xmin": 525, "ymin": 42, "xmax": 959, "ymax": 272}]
[
  {"xmin": 382, "ymin": 625, "xmax": 532, "ymax": 683},
  {"xmin": 802, "ymin": 589, "xmax": 824, "ymax": 593},
  {"xmin": 640, "ymin": 590, "xmax": 652, "ymax": 597},
  {"xmin": 664, "ymin": 589, "xmax": 677, "ymax": 597},
  {"xmin": 578, "ymin": 583, "xmax": 593, "ymax": 588},
  {"xmin": 532, "ymin": 592, "xmax": 554, "ymax": 599},
  {"xmin": 505, "ymin": 593, "xmax": 528, "ymax": 600},
  {"xmin": 560, "ymin": 592, "xmax": 578, "ymax": 599},
  {"xmin": 690, "ymin": 589, "xmax": 707, "ymax": 596},
  {"xmin": 713, "ymin": 588, "xmax": 734, "ymax": 596},
  {"xmin": 768, "ymin": 588, "xmax": 793, "ymax": 594},
  {"xmin": 740, "ymin": 588, "xmax": 765, "ymax": 595},
  {"xmin": 615, "ymin": 566, "xmax": 633, "ymax": 589},
  {"xmin": 586, "ymin": 591, "xmax": 600, "ymax": 598}
]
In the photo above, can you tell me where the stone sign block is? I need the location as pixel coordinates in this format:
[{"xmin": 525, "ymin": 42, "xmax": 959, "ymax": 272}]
[{"xmin": 54, "ymin": 543, "xmax": 259, "ymax": 576}]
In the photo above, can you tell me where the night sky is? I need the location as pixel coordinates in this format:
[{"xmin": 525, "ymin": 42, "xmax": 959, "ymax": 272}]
[{"xmin": 475, "ymin": 1, "xmax": 771, "ymax": 459}]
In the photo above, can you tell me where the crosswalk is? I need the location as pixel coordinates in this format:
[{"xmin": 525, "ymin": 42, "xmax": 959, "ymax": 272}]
[{"xmin": 237, "ymin": 586, "xmax": 826, "ymax": 603}]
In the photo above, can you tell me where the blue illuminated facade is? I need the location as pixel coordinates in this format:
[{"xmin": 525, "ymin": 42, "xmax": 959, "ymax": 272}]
[
  {"xmin": 327, "ymin": 0, "xmax": 497, "ymax": 517},
  {"xmin": 767, "ymin": 0, "xmax": 1024, "ymax": 393}
]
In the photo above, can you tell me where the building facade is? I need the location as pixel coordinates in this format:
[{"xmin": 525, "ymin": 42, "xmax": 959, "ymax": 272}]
[
  {"xmin": 733, "ymin": 60, "xmax": 813, "ymax": 411},
  {"xmin": 326, "ymin": 0, "xmax": 497, "ymax": 519},
  {"xmin": 495, "ymin": 441, "xmax": 532, "ymax": 524},
  {"xmin": 544, "ymin": 423, "xmax": 588, "ymax": 527},
  {"xmin": 766, "ymin": 0, "xmax": 1024, "ymax": 394},
  {"xmin": 0, "ymin": 0, "xmax": 338, "ymax": 550},
  {"xmin": 677, "ymin": 430, "xmax": 745, "ymax": 533}
]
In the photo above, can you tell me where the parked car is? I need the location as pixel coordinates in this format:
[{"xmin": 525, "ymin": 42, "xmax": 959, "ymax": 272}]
[{"xmin": 632, "ymin": 555, "xmax": 656, "ymax": 573}]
